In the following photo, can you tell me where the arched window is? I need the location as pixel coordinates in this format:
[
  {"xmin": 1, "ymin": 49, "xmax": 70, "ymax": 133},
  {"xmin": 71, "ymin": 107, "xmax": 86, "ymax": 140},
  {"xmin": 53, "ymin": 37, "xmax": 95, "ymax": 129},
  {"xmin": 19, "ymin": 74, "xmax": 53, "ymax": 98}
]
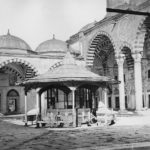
[{"xmin": 7, "ymin": 90, "xmax": 19, "ymax": 113}]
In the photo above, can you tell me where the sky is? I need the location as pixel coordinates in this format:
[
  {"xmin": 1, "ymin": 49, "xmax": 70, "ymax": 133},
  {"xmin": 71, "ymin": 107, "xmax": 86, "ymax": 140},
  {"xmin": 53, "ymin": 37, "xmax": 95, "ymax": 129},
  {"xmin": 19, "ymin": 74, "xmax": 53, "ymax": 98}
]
[{"xmin": 0, "ymin": 0, "xmax": 106, "ymax": 50}]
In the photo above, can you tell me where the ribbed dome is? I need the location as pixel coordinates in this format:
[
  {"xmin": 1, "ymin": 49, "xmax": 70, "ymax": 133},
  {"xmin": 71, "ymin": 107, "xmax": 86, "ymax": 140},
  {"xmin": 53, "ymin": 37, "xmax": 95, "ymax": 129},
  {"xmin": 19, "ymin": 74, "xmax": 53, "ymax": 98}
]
[
  {"xmin": 0, "ymin": 31, "xmax": 31, "ymax": 51},
  {"xmin": 36, "ymin": 36, "xmax": 68, "ymax": 54}
]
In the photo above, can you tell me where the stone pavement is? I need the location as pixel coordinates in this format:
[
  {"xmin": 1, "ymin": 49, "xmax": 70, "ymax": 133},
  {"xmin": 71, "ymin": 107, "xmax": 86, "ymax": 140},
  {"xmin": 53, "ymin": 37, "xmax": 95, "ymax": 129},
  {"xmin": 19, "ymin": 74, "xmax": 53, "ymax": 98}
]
[
  {"xmin": 13, "ymin": 126, "xmax": 150, "ymax": 150},
  {"xmin": 1, "ymin": 114, "xmax": 150, "ymax": 150}
]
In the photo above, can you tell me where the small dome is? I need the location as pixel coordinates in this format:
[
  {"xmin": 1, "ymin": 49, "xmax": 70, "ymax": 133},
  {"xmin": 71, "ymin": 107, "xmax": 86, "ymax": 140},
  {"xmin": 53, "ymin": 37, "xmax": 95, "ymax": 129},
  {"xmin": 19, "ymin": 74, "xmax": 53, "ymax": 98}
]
[
  {"xmin": 36, "ymin": 35, "xmax": 68, "ymax": 54},
  {"xmin": 0, "ymin": 31, "xmax": 31, "ymax": 51}
]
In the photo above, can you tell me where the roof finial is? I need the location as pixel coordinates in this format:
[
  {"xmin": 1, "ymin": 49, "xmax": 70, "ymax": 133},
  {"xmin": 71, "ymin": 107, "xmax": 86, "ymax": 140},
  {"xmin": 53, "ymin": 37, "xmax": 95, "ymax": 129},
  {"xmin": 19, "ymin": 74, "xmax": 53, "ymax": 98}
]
[
  {"xmin": 7, "ymin": 29, "xmax": 10, "ymax": 35},
  {"xmin": 53, "ymin": 34, "xmax": 55, "ymax": 39}
]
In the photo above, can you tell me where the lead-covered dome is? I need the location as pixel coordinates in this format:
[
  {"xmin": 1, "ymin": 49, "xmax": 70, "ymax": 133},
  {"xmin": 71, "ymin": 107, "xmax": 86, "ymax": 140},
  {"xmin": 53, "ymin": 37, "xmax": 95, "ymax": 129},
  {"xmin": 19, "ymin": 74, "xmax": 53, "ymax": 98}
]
[
  {"xmin": 0, "ymin": 31, "xmax": 31, "ymax": 51},
  {"xmin": 36, "ymin": 35, "xmax": 68, "ymax": 55}
]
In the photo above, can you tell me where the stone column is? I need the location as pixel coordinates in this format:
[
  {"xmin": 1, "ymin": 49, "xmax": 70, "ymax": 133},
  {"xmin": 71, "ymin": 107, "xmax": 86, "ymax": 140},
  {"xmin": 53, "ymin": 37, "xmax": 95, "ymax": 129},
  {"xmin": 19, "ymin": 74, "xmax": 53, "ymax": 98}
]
[
  {"xmin": 24, "ymin": 92, "xmax": 28, "ymax": 126},
  {"xmin": 36, "ymin": 91, "xmax": 42, "ymax": 122},
  {"xmin": 116, "ymin": 54, "xmax": 125, "ymax": 111},
  {"xmin": 35, "ymin": 91, "xmax": 42, "ymax": 128},
  {"xmin": 39, "ymin": 93, "xmax": 42, "ymax": 121},
  {"xmin": 41, "ymin": 93, "xmax": 46, "ymax": 117},
  {"xmin": 69, "ymin": 87, "xmax": 76, "ymax": 127},
  {"xmin": 36, "ymin": 88, "xmax": 40, "ymax": 111},
  {"xmin": 111, "ymin": 94, "xmax": 115, "ymax": 110},
  {"xmin": 103, "ymin": 89, "xmax": 108, "ymax": 108},
  {"xmin": 132, "ymin": 53, "xmax": 143, "ymax": 111}
]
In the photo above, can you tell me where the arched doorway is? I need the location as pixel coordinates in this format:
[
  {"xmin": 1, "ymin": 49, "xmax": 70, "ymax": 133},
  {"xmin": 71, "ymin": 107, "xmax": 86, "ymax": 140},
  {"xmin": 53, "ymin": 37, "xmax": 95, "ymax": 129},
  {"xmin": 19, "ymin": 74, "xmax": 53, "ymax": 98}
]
[{"xmin": 7, "ymin": 89, "xmax": 19, "ymax": 114}]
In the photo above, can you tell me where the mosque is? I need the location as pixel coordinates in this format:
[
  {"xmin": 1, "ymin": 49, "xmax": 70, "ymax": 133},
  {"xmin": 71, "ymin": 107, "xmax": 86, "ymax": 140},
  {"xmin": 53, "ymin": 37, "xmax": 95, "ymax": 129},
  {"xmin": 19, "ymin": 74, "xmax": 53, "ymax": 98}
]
[{"xmin": 0, "ymin": 0, "xmax": 150, "ymax": 118}]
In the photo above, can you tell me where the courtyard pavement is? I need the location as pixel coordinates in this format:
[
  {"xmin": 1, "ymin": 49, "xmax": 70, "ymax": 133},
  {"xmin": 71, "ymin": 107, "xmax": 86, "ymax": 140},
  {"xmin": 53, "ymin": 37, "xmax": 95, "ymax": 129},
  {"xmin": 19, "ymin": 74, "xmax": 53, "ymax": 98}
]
[{"xmin": 1, "ymin": 113, "xmax": 150, "ymax": 150}]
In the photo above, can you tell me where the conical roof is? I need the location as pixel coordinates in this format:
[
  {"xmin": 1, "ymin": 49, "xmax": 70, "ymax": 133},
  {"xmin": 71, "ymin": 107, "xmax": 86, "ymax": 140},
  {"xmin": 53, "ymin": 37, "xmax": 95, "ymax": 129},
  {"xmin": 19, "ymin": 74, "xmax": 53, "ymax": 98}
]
[{"xmin": 24, "ymin": 52, "xmax": 117, "ymax": 86}]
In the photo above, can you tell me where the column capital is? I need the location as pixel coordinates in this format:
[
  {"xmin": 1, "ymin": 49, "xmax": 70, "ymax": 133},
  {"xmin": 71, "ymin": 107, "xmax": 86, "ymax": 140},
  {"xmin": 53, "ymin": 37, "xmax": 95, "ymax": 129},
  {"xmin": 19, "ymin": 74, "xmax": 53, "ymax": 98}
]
[
  {"xmin": 132, "ymin": 53, "xmax": 142, "ymax": 63},
  {"xmin": 36, "ymin": 88, "xmax": 41, "ymax": 93},
  {"xmin": 115, "ymin": 54, "xmax": 125, "ymax": 65},
  {"xmin": 103, "ymin": 88, "xmax": 108, "ymax": 92},
  {"xmin": 69, "ymin": 87, "xmax": 77, "ymax": 91}
]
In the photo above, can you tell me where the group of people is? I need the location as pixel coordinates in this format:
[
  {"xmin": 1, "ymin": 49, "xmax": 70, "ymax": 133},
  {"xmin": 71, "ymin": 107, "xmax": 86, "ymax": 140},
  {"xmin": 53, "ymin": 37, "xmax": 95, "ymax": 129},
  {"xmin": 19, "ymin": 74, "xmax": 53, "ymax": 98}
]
[
  {"xmin": 54, "ymin": 109, "xmax": 98, "ymax": 127},
  {"xmin": 55, "ymin": 110, "xmax": 98, "ymax": 128}
]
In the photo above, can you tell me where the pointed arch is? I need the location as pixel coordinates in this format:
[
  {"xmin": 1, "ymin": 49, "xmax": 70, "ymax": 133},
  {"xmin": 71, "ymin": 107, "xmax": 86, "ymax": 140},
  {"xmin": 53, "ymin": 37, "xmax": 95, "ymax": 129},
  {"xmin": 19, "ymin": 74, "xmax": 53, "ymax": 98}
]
[
  {"xmin": 119, "ymin": 42, "xmax": 133, "ymax": 53},
  {"xmin": 134, "ymin": 16, "xmax": 147, "ymax": 53},
  {"xmin": 86, "ymin": 31, "xmax": 116, "ymax": 67},
  {"xmin": 0, "ymin": 58, "xmax": 38, "ymax": 80}
]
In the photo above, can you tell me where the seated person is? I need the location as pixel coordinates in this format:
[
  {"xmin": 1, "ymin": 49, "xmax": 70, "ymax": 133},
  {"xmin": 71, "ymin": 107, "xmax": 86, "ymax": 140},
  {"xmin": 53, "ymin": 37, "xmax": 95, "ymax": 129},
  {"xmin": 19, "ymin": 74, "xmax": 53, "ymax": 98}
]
[
  {"xmin": 86, "ymin": 110, "xmax": 97, "ymax": 126},
  {"xmin": 90, "ymin": 112, "xmax": 97, "ymax": 124},
  {"xmin": 92, "ymin": 108, "xmax": 97, "ymax": 117},
  {"xmin": 55, "ymin": 112, "xmax": 64, "ymax": 127}
]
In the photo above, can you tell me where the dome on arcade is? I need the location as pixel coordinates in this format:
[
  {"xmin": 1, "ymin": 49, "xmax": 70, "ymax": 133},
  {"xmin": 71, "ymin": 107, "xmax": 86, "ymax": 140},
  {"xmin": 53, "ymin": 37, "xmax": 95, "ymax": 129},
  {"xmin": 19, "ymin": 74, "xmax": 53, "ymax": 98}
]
[
  {"xmin": 36, "ymin": 35, "xmax": 68, "ymax": 55},
  {"xmin": 0, "ymin": 30, "xmax": 31, "ymax": 52}
]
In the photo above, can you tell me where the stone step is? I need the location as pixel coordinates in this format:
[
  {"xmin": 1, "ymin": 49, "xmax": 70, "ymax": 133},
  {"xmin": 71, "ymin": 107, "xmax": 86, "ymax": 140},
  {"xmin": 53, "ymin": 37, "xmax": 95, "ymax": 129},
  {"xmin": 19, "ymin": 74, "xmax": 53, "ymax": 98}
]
[
  {"xmin": 0, "ymin": 114, "xmax": 24, "ymax": 120},
  {"xmin": 116, "ymin": 111, "xmax": 141, "ymax": 117}
]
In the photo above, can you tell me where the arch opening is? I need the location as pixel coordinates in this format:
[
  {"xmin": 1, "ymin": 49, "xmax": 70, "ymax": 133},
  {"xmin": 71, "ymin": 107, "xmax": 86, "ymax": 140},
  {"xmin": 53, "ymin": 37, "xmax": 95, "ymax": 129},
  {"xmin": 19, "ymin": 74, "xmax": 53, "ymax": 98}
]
[
  {"xmin": 91, "ymin": 34, "xmax": 116, "ymax": 77},
  {"xmin": 121, "ymin": 46, "xmax": 134, "ymax": 70},
  {"xmin": 0, "ymin": 60, "xmax": 37, "ymax": 85},
  {"xmin": 7, "ymin": 89, "xmax": 19, "ymax": 114},
  {"xmin": 143, "ymin": 17, "xmax": 150, "ymax": 58}
]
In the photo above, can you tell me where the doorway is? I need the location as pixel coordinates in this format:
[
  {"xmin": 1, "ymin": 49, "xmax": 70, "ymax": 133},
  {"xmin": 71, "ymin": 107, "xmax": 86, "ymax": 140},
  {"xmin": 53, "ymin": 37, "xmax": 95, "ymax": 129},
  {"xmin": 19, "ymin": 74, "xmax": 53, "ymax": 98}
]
[
  {"xmin": 0, "ymin": 94, "xmax": 1, "ymax": 112},
  {"xmin": 115, "ymin": 97, "xmax": 120, "ymax": 109},
  {"xmin": 108, "ymin": 97, "xmax": 112, "ymax": 108},
  {"xmin": 148, "ymin": 95, "xmax": 150, "ymax": 108},
  {"xmin": 125, "ymin": 96, "xmax": 128, "ymax": 109},
  {"xmin": 7, "ymin": 90, "xmax": 19, "ymax": 114}
]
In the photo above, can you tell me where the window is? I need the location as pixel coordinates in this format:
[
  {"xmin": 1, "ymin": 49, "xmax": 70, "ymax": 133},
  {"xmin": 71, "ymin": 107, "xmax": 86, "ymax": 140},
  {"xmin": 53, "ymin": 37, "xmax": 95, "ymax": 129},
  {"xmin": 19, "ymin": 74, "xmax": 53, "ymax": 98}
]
[
  {"xmin": 108, "ymin": 97, "xmax": 112, "ymax": 108},
  {"xmin": 0, "ymin": 94, "xmax": 1, "ymax": 111},
  {"xmin": 125, "ymin": 96, "xmax": 128, "ymax": 109},
  {"xmin": 148, "ymin": 70, "xmax": 150, "ymax": 79},
  {"xmin": 124, "ymin": 74, "xmax": 126, "ymax": 83},
  {"xmin": 115, "ymin": 76, "xmax": 118, "ymax": 80},
  {"xmin": 47, "ymin": 88, "xmax": 57, "ymax": 109},
  {"xmin": 115, "ymin": 97, "xmax": 120, "ymax": 109},
  {"xmin": 149, "ymin": 95, "xmax": 150, "ymax": 108}
]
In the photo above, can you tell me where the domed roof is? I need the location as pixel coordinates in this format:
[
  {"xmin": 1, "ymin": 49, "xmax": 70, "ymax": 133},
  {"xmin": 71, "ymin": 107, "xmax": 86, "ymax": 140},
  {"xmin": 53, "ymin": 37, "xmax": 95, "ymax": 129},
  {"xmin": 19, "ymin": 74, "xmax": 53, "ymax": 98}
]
[
  {"xmin": 36, "ymin": 35, "xmax": 68, "ymax": 54},
  {"xmin": 0, "ymin": 30, "xmax": 31, "ymax": 51}
]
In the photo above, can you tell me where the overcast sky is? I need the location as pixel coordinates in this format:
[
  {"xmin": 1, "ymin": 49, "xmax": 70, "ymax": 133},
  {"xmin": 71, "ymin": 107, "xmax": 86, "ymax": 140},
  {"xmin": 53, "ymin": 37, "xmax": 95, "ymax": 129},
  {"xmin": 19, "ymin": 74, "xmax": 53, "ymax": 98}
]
[{"xmin": 0, "ymin": 0, "xmax": 106, "ymax": 50}]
